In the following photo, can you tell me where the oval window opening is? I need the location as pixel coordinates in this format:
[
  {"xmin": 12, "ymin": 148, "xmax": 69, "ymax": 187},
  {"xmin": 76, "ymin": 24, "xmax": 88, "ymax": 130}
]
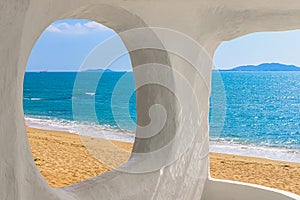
[
  {"xmin": 210, "ymin": 30, "xmax": 300, "ymax": 195},
  {"xmin": 24, "ymin": 19, "xmax": 135, "ymax": 188}
]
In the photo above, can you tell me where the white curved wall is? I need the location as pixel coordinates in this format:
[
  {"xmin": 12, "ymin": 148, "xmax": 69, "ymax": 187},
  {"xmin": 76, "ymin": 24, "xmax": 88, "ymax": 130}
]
[
  {"xmin": 202, "ymin": 179, "xmax": 300, "ymax": 200},
  {"xmin": 1, "ymin": 0, "xmax": 300, "ymax": 199}
]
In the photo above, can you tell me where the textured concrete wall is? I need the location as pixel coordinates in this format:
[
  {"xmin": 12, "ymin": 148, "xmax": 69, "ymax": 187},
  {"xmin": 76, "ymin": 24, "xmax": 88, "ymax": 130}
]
[
  {"xmin": 202, "ymin": 179, "xmax": 300, "ymax": 200},
  {"xmin": 1, "ymin": 0, "xmax": 300, "ymax": 199}
]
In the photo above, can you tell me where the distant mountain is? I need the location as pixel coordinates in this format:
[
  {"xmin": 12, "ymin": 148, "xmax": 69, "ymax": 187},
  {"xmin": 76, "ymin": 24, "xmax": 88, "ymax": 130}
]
[{"xmin": 227, "ymin": 63, "xmax": 300, "ymax": 71}]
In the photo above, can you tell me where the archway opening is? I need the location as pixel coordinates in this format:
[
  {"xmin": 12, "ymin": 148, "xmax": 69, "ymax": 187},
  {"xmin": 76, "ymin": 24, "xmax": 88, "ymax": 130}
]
[
  {"xmin": 210, "ymin": 30, "xmax": 300, "ymax": 195},
  {"xmin": 24, "ymin": 19, "xmax": 135, "ymax": 188}
]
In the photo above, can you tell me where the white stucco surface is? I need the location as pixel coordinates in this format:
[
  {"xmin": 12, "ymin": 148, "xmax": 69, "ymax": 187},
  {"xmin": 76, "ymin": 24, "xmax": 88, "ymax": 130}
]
[{"xmin": 1, "ymin": 0, "xmax": 300, "ymax": 199}]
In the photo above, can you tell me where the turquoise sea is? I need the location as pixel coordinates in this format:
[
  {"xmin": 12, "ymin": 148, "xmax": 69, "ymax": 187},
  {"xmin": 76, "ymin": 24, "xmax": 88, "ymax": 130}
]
[{"xmin": 23, "ymin": 71, "xmax": 300, "ymax": 161}]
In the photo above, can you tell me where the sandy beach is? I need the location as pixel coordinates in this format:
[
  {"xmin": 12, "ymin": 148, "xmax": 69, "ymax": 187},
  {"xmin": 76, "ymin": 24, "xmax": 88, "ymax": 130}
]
[{"xmin": 27, "ymin": 127, "xmax": 300, "ymax": 195}]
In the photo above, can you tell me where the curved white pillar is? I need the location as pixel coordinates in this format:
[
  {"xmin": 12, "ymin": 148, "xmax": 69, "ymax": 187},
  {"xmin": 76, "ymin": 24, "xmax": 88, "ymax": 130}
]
[{"xmin": 1, "ymin": 0, "xmax": 300, "ymax": 199}]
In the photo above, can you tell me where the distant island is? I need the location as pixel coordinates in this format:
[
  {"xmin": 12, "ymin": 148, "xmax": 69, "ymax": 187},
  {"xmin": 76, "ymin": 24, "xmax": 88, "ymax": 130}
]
[{"xmin": 224, "ymin": 63, "xmax": 300, "ymax": 71}]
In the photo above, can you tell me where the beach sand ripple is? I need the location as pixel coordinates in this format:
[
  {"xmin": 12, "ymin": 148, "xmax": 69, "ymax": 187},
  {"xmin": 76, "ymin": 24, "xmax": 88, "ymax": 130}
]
[{"xmin": 27, "ymin": 127, "xmax": 300, "ymax": 195}]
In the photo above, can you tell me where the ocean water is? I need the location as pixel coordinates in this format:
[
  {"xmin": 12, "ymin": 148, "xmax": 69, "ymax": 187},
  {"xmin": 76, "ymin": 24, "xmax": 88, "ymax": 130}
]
[
  {"xmin": 24, "ymin": 71, "xmax": 300, "ymax": 161},
  {"xmin": 210, "ymin": 71, "xmax": 300, "ymax": 161},
  {"xmin": 24, "ymin": 72, "xmax": 136, "ymax": 142}
]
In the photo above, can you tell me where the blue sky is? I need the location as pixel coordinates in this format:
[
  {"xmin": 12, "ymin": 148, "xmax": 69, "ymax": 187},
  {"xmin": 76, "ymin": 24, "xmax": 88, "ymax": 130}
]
[
  {"xmin": 214, "ymin": 30, "xmax": 300, "ymax": 69},
  {"xmin": 26, "ymin": 19, "xmax": 132, "ymax": 72},
  {"xmin": 26, "ymin": 19, "xmax": 300, "ymax": 71}
]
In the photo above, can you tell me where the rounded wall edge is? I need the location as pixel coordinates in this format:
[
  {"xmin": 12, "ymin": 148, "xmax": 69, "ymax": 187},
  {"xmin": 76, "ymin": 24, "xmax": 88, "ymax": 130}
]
[{"xmin": 202, "ymin": 178, "xmax": 300, "ymax": 200}]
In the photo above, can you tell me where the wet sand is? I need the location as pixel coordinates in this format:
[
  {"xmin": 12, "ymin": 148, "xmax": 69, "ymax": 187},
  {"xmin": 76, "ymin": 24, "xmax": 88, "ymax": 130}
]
[{"xmin": 27, "ymin": 127, "xmax": 300, "ymax": 195}]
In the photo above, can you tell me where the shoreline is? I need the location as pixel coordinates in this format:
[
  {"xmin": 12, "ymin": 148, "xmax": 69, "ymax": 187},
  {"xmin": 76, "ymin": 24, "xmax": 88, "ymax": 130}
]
[
  {"xmin": 25, "ymin": 116, "xmax": 300, "ymax": 163},
  {"xmin": 210, "ymin": 140, "xmax": 300, "ymax": 163},
  {"xmin": 26, "ymin": 126, "xmax": 300, "ymax": 195}
]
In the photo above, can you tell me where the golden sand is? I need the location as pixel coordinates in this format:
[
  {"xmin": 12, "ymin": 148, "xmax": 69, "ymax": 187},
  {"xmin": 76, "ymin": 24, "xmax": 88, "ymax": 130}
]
[
  {"xmin": 27, "ymin": 127, "xmax": 300, "ymax": 195},
  {"xmin": 27, "ymin": 127, "xmax": 133, "ymax": 188}
]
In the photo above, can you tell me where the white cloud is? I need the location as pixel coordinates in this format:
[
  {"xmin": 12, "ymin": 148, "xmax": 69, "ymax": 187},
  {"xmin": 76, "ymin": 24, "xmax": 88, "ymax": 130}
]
[
  {"xmin": 46, "ymin": 24, "xmax": 62, "ymax": 33},
  {"xmin": 84, "ymin": 21, "xmax": 107, "ymax": 30},
  {"xmin": 46, "ymin": 21, "xmax": 111, "ymax": 35}
]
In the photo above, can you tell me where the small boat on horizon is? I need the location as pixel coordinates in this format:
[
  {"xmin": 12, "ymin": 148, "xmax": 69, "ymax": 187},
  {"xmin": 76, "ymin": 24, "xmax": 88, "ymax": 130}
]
[{"xmin": 39, "ymin": 70, "xmax": 48, "ymax": 73}]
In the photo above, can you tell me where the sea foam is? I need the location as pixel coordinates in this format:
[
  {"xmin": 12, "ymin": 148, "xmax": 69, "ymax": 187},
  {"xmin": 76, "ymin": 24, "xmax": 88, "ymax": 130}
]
[
  {"xmin": 25, "ymin": 116, "xmax": 300, "ymax": 162},
  {"xmin": 25, "ymin": 116, "xmax": 135, "ymax": 143}
]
